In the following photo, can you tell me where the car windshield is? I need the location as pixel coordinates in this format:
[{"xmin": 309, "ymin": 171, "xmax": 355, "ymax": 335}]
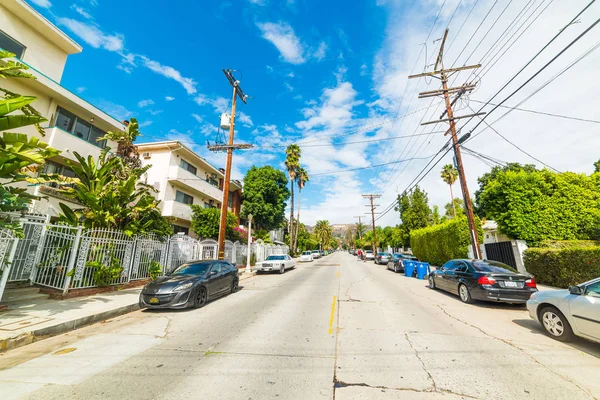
[
  {"xmin": 266, "ymin": 255, "xmax": 286, "ymax": 260},
  {"xmin": 312, "ymin": 251, "xmax": 319, "ymax": 253},
  {"xmin": 472, "ymin": 260, "xmax": 518, "ymax": 274},
  {"xmin": 171, "ymin": 262, "xmax": 212, "ymax": 276},
  {"xmin": 379, "ymin": 252, "xmax": 391, "ymax": 256},
  {"xmin": 365, "ymin": 250, "xmax": 373, "ymax": 254},
  {"xmin": 302, "ymin": 251, "xmax": 311, "ymax": 255}
]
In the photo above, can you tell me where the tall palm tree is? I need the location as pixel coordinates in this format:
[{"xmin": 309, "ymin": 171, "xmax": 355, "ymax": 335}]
[
  {"xmin": 285, "ymin": 144, "xmax": 301, "ymax": 253},
  {"xmin": 314, "ymin": 220, "xmax": 332, "ymax": 250},
  {"xmin": 440, "ymin": 164, "xmax": 459, "ymax": 218},
  {"xmin": 293, "ymin": 167, "xmax": 309, "ymax": 252}
]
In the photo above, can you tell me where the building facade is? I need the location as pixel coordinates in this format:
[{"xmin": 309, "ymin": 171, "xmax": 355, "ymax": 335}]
[
  {"xmin": 1, "ymin": 0, "xmax": 122, "ymax": 218},
  {"xmin": 136, "ymin": 141, "xmax": 242, "ymax": 236}
]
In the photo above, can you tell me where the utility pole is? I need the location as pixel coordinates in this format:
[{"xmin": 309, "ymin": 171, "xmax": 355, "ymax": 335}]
[
  {"xmin": 408, "ymin": 28, "xmax": 483, "ymax": 259},
  {"xmin": 362, "ymin": 194, "xmax": 381, "ymax": 256},
  {"xmin": 209, "ymin": 69, "xmax": 252, "ymax": 260}
]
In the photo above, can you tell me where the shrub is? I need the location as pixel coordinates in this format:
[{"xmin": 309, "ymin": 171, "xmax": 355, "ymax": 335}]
[
  {"xmin": 148, "ymin": 260, "xmax": 162, "ymax": 281},
  {"xmin": 410, "ymin": 216, "xmax": 483, "ymax": 266},
  {"xmin": 524, "ymin": 246, "xmax": 600, "ymax": 287},
  {"xmin": 538, "ymin": 240, "xmax": 600, "ymax": 249}
]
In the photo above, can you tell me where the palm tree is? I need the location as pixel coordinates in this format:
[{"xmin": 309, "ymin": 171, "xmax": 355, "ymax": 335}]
[
  {"xmin": 293, "ymin": 167, "xmax": 309, "ymax": 252},
  {"xmin": 314, "ymin": 220, "xmax": 333, "ymax": 250},
  {"xmin": 285, "ymin": 144, "xmax": 301, "ymax": 253},
  {"xmin": 440, "ymin": 164, "xmax": 458, "ymax": 218}
]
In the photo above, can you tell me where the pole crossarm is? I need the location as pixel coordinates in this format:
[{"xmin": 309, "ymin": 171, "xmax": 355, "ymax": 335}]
[
  {"xmin": 408, "ymin": 64, "xmax": 481, "ymax": 79},
  {"xmin": 421, "ymin": 112, "xmax": 486, "ymax": 126},
  {"xmin": 207, "ymin": 144, "xmax": 254, "ymax": 151},
  {"xmin": 418, "ymin": 84, "xmax": 476, "ymax": 98}
]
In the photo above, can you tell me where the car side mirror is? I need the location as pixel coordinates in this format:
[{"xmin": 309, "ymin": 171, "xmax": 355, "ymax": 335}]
[
  {"xmin": 210, "ymin": 270, "xmax": 218, "ymax": 276},
  {"xmin": 568, "ymin": 286, "xmax": 582, "ymax": 295}
]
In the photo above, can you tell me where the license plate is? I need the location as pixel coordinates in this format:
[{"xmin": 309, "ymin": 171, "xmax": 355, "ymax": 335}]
[
  {"xmin": 504, "ymin": 281, "xmax": 518, "ymax": 288},
  {"xmin": 149, "ymin": 297, "xmax": 159, "ymax": 304}
]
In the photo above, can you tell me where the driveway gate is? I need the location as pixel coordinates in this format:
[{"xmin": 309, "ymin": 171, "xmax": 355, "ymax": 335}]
[{"xmin": 484, "ymin": 241, "xmax": 517, "ymax": 269}]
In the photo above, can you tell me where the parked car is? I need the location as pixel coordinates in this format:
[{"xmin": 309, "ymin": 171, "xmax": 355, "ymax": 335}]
[
  {"xmin": 300, "ymin": 251, "xmax": 314, "ymax": 262},
  {"xmin": 311, "ymin": 250, "xmax": 321, "ymax": 259},
  {"xmin": 139, "ymin": 260, "xmax": 238, "ymax": 309},
  {"xmin": 256, "ymin": 255, "xmax": 296, "ymax": 274},
  {"xmin": 428, "ymin": 259, "xmax": 537, "ymax": 304},
  {"xmin": 527, "ymin": 277, "xmax": 600, "ymax": 343},
  {"xmin": 364, "ymin": 250, "xmax": 375, "ymax": 261},
  {"xmin": 387, "ymin": 253, "xmax": 419, "ymax": 273},
  {"xmin": 320, "ymin": 250, "xmax": 326, "ymax": 257},
  {"xmin": 375, "ymin": 252, "xmax": 392, "ymax": 265}
]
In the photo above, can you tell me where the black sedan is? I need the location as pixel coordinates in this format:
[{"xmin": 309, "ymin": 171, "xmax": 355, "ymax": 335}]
[
  {"xmin": 428, "ymin": 259, "xmax": 537, "ymax": 304},
  {"xmin": 386, "ymin": 253, "xmax": 418, "ymax": 273},
  {"xmin": 139, "ymin": 260, "xmax": 239, "ymax": 309}
]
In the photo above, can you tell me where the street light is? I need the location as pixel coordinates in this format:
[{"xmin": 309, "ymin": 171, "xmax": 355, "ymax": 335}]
[{"xmin": 246, "ymin": 214, "xmax": 253, "ymax": 274}]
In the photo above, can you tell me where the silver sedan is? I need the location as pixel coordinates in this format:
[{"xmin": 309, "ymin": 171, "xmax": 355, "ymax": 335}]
[{"xmin": 527, "ymin": 277, "xmax": 600, "ymax": 343}]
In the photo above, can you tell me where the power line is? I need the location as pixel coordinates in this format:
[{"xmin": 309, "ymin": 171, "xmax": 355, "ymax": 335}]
[
  {"xmin": 309, "ymin": 155, "xmax": 438, "ymax": 177},
  {"xmin": 469, "ymin": 99, "xmax": 600, "ymax": 124}
]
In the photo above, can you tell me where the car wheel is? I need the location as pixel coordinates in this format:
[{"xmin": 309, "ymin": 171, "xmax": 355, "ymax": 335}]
[
  {"xmin": 540, "ymin": 306, "xmax": 574, "ymax": 342},
  {"xmin": 193, "ymin": 286, "xmax": 207, "ymax": 308},
  {"xmin": 231, "ymin": 278, "xmax": 239, "ymax": 293},
  {"xmin": 428, "ymin": 275, "xmax": 436, "ymax": 289},
  {"xmin": 279, "ymin": 265, "xmax": 285, "ymax": 274},
  {"xmin": 458, "ymin": 284, "xmax": 473, "ymax": 303}
]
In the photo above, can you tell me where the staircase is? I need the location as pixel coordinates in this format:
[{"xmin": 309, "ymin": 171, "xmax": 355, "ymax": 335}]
[{"xmin": 0, "ymin": 282, "xmax": 49, "ymax": 310}]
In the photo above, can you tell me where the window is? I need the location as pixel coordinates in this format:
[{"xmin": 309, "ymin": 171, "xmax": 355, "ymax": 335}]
[
  {"xmin": 175, "ymin": 190, "xmax": 193, "ymax": 205},
  {"xmin": 441, "ymin": 261, "xmax": 455, "ymax": 270},
  {"xmin": 585, "ymin": 280, "xmax": 600, "ymax": 298},
  {"xmin": 455, "ymin": 262, "xmax": 469, "ymax": 273},
  {"xmin": 42, "ymin": 161, "xmax": 76, "ymax": 188},
  {"xmin": 54, "ymin": 107, "xmax": 107, "ymax": 147},
  {"xmin": 472, "ymin": 260, "xmax": 517, "ymax": 274},
  {"xmin": 172, "ymin": 262, "xmax": 211, "ymax": 276},
  {"xmin": 172, "ymin": 225, "xmax": 189, "ymax": 235},
  {"xmin": 180, "ymin": 159, "xmax": 197, "ymax": 175},
  {"xmin": 0, "ymin": 30, "xmax": 26, "ymax": 59},
  {"xmin": 209, "ymin": 263, "xmax": 221, "ymax": 274},
  {"xmin": 228, "ymin": 195, "xmax": 233, "ymax": 208}
]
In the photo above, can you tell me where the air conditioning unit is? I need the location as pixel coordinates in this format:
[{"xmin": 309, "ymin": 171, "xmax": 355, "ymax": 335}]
[
  {"xmin": 142, "ymin": 152, "xmax": 151, "ymax": 159},
  {"xmin": 211, "ymin": 173, "xmax": 217, "ymax": 179}
]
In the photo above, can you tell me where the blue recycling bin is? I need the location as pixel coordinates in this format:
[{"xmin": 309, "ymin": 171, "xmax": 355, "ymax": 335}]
[
  {"xmin": 416, "ymin": 262, "xmax": 430, "ymax": 280},
  {"xmin": 404, "ymin": 261, "xmax": 416, "ymax": 277}
]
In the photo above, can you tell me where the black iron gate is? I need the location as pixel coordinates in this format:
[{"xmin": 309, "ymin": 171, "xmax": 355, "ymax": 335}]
[{"xmin": 484, "ymin": 241, "xmax": 517, "ymax": 269}]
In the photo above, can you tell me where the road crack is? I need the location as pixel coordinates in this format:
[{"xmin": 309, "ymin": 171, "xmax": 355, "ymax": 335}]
[
  {"xmin": 404, "ymin": 332, "xmax": 437, "ymax": 392},
  {"xmin": 333, "ymin": 379, "xmax": 479, "ymax": 399},
  {"xmin": 436, "ymin": 304, "xmax": 598, "ymax": 400}
]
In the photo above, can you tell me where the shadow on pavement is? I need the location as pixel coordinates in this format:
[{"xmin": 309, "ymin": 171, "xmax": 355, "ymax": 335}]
[{"xmin": 512, "ymin": 318, "xmax": 600, "ymax": 358}]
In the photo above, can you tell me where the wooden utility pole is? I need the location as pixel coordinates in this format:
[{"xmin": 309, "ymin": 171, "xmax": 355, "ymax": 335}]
[
  {"xmin": 408, "ymin": 28, "xmax": 483, "ymax": 259},
  {"xmin": 362, "ymin": 194, "xmax": 381, "ymax": 256},
  {"xmin": 210, "ymin": 69, "xmax": 251, "ymax": 260}
]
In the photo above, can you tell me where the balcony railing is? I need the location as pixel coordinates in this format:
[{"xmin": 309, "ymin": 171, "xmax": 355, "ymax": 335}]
[{"xmin": 167, "ymin": 166, "xmax": 224, "ymax": 202}]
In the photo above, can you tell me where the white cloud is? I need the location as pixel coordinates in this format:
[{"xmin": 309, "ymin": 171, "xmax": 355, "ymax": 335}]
[
  {"xmin": 313, "ymin": 41, "xmax": 327, "ymax": 60},
  {"xmin": 140, "ymin": 56, "xmax": 197, "ymax": 95},
  {"xmin": 76, "ymin": 86, "xmax": 86, "ymax": 93},
  {"xmin": 237, "ymin": 111, "xmax": 253, "ymax": 127},
  {"xmin": 194, "ymin": 94, "xmax": 229, "ymax": 112},
  {"xmin": 139, "ymin": 120, "xmax": 153, "ymax": 128},
  {"xmin": 191, "ymin": 113, "xmax": 203, "ymax": 123},
  {"xmin": 71, "ymin": 4, "xmax": 92, "ymax": 19},
  {"xmin": 97, "ymin": 100, "xmax": 132, "ymax": 121},
  {"xmin": 284, "ymin": 82, "xmax": 294, "ymax": 92},
  {"xmin": 165, "ymin": 96, "xmax": 175, "ymax": 101},
  {"xmin": 248, "ymin": 0, "xmax": 267, "ymax": 4},
  {"xmin": 29, "ymin": 0, "xmax": 52, "ymax": 8},
  {"xmin": 256, "ymin": 22, "xmax": 305, "ymax": 64},
  {"xmin": 148, "ymin": 109, "xmax": 163, "ymax": 116},
  {"xmin": 57, "ymin": 18, "xmax": 124, "ymax": 52},
  {"xmin": 137, "ymin": 99, "xmax": 154, "ymax": 108}
]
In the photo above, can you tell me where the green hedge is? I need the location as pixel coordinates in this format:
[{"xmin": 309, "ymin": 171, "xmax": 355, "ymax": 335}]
[
  {"xmin": 538, "ymin": 240, "xmax": 600, "ymax": 249},
  {"xmin": 410, "ymin": 216, "xmax": 483, "ymax": 266},
  {"xmin": 524, "ymin": 246, "xmax": 600, "ymax": 287}
]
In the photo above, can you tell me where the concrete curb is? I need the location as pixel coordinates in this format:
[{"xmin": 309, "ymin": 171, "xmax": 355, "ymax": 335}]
[{"xmin": 0, "ymin": 303, "xmax": 140, "ymax": 353}]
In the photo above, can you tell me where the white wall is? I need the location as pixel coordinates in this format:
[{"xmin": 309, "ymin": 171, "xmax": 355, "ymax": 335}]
[{"xmin": 0, "ymin": 4, "xmax": 69, "ymax": 82}]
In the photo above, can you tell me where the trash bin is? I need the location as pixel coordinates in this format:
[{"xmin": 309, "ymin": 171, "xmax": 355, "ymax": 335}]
[
  {"xmin": 416, "ymin": 262, "xmax": 430, "ymax": 280},
  {"xmin": 404, "ymin": 261, "xmax": 416, "ymax": 277}
]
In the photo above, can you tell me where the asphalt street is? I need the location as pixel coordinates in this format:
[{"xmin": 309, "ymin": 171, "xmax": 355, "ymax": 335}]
[{"xmin": 1, "ymin": 252, "xmax": 599, "ymax": 399}]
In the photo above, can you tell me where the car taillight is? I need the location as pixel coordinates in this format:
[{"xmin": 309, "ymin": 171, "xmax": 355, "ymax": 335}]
[
  {"xmin": 525, "ymin": 278, "xmax": 537, "ymax": 288},
  {"xmin": 478, "ymin": 276, "xmax": 496, "ymax": 285}
]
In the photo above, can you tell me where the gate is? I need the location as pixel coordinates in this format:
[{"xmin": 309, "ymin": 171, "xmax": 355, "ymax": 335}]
[
  {"xmin": 8, "ymin": 221, "xmax": 45, "ymax": 282},
  {"xmin": 484, "ymin": 241, "xmax": 517, "ymax": 269},
  {"xmin": 165, "ymin": 235, "xmax": 200, "ymax": 273},
  {"xmin": 32, "ymin": 225, "xmax": 81, "ymax": 290},
  {"xmin": 199, "ymin": 239, "xmax": 218, "ymax": 260},
  {"xmin": 130, "ymin": 234, "xmax": 166, "ymax": 280}
]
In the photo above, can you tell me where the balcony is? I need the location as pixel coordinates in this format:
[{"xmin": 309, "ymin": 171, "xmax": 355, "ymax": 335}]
[
  {"xmin": 45, "ymin": 126, "xmax": 106, "ymax": 162},
  {"xmin": 167, "ymin": 166, "xmax": 224, "ymax": 202},
  {"xmin": 161, "ymin": 200, "xmax": 193, "ymax": 221}
]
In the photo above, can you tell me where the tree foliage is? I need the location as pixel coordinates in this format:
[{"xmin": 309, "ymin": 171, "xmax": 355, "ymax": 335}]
[
  {"xmin": 190, "ymin": 206, "xmax": 239, "ymax": 240},
  {"xmin": 478, "ymin": 168, "xmax": 600, "ymax": 244},
  {"xmin": 98, "ymin": 117, "xmax": 142, "ymax": 173},
  {"xmin": 314, "ymin": 220, "xmax": 333, "ymax": 249},
  {"xmin": 524, "ymin": 246, "xmax": 600, "ymax": 288},
  {"xmin": 240, "ymin": 166, "xmax": 290, "ymax": 231},
  {"xmin": 396, "ymin": 185, "xmax": 432, "ymax": 246},
  {"xmin": 57, "ymin": 152, "xmax": 171, "ymax": 236}
]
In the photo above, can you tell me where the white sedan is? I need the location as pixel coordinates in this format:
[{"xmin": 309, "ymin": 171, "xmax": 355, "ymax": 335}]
[
  {"xmin": 255, "ymin": 255, "xmax": 296, "ymax": 274},
  {"xmin": 300, "ymin": 251, "xmax": 313, "ymax": 262},
  {"xmin": 527, "ymin": 277, "xmax": 600, "ymax": 343}
]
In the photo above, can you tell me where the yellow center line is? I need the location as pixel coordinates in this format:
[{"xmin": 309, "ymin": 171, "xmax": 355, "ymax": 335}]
[{"xmin": 328, "ymin": 295, "xmax": 337, "ymax": 334}]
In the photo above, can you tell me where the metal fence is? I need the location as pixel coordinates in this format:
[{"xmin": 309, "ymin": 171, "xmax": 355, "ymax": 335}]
[{"xmin": 0, "ymin": 221, "xmax": 289, "ymax": 301}]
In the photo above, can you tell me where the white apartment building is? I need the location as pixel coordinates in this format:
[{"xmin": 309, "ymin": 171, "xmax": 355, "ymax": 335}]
[
  {"xmin": 0, "ymin": 0, "xmax": 123, "ymax": 218},
  {"xmin": 136, "ymin": 141, "xmax": 242, "ymax": 236}
]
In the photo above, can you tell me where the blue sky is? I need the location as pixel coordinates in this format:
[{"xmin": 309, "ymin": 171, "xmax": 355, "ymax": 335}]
[{"xmin": 28, "ymin": 0, "xmax": 600, "ymax": 226}]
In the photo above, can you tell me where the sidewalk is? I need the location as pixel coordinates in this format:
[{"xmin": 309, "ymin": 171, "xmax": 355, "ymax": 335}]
[{"xmin": 0, "ymin": 270, "xmax": 257, "ymax": 352}]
